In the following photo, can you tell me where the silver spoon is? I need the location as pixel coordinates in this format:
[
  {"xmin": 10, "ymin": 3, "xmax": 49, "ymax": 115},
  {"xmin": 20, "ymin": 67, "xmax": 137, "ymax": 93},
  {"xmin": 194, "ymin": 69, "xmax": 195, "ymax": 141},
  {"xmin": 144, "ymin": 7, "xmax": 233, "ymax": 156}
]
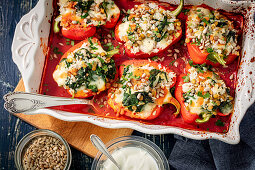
[
  {"xmin": 3, "ymin": 92, "xmax": 101, "ymax": 114},
  {"xmin": 90, "ymin": 134, "xmax": 121, "ymax": 170}
]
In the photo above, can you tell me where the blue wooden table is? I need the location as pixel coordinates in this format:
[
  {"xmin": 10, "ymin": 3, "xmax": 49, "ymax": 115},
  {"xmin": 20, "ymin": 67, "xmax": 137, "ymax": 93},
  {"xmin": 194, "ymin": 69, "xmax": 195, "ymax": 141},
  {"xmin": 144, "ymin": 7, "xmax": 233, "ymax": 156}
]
[{"xmin": 0, "ymin": 0, "xmax": 176, "ymax": 169}]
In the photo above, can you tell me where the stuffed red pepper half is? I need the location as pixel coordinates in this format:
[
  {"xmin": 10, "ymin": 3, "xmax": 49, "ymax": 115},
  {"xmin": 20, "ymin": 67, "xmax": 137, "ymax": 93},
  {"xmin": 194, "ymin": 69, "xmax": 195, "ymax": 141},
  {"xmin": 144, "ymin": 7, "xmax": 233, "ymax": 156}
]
[
  {"xmin": 54, "ymin": 0, "xmax": 120, "ymax": 40},
  {"xmin": 53, "ymin": 37, "xmax": 119, "ymax": 98},
  {"xmin": 115, "ymin": 1, "xmax": 183, "ymax": 58},
  {"xmin": 186, "ymin": 7, "xmax": 241, "ymax": 66},
  {"xmin": 108, "ymin": 60, "xmax": 180, "ymax": 120},
  {"xmin": 175, "ymin": 61, "xmax": 234, "ymax": 124}
]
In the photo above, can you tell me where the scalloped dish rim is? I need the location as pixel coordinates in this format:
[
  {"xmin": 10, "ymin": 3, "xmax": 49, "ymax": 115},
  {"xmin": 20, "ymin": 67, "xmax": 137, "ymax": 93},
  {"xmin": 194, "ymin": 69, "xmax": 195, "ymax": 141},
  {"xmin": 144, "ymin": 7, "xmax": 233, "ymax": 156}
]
[{"xmin": 11, "ymin": 0, "xmax": 255, "ymax": 144}]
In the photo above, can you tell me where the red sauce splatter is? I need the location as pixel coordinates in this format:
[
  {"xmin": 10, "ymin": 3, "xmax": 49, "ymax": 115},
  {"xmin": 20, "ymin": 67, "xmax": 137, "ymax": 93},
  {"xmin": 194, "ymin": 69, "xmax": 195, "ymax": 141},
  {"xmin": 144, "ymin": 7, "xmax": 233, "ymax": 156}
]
[
  {"xmin": 251, "ymin": 57, "xmax": 255, "ymax": 63},
  {"xmin": 39, "ymin": 0, "xmax": 243, "ymax": 133}
]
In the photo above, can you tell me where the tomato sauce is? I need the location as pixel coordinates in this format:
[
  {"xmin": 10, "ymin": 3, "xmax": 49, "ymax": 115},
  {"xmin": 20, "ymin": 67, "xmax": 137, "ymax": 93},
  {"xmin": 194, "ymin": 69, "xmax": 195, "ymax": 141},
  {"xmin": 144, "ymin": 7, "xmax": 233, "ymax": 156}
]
[{"xmin": 40, "ymin": 0, "xmax": 243, "ymax": 133}]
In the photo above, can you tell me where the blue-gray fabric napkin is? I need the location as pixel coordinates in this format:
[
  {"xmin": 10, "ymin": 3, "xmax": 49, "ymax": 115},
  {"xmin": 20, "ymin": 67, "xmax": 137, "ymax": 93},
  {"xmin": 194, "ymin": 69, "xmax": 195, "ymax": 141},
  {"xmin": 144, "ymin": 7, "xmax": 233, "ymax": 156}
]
[{"xmin": 169, "ymin": 103, "xmax": 255, "ymax": 170}]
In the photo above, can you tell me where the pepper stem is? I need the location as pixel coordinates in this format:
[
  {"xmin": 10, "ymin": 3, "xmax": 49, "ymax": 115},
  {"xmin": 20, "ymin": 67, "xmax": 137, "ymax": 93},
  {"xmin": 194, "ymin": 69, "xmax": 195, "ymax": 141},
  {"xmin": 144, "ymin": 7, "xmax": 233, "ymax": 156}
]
[
  {"xmin": 169, "ymin": 97, "xmax": 181, "ymax": 116},
  {"xmin": 106, "ymin": 49, "xmax": 119, "ymax": 58},
  {"xmin": 195, "ymin": 113, "xmax": 212, "ymax": 123},
  {"xmin": 171, "ymin": 0, "xmax": 184, "ymax": 16},
  {"xmin": 207, "ymin": 52, "xmax": 226, "ymax": 66},
  {"xmin": 54, "ymin": 16, "xmax": 61, "ymax": 33}
]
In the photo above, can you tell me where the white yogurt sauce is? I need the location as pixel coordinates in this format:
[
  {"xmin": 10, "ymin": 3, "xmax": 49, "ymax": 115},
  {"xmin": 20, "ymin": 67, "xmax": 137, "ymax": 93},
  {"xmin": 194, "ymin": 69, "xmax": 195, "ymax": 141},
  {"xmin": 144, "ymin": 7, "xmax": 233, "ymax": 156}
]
[{"xmin": 101, "ymin": 147, "xmax": 159, "ymax": 170}]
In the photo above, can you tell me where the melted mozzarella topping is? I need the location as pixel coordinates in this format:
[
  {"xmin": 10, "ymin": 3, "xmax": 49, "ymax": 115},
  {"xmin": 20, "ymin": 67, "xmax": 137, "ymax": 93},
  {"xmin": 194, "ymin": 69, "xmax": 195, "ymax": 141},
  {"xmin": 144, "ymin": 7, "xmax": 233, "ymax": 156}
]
[
  {"xmin": 89, "ymin": 74, "xmax": 106, "ymax": 91},
  {"xmin": 58, "ymin": 0, "xmax": 119, "ymax": 28},
  {"xmin": 117, "ymin": 3, "xmax": 181, "ymax": 54},
  {"xmin": 53, "ymin": 66, "xmax": 68, "ymax": 86},
  {"xmin": 118, "ymin": 22, "xmax": 130, "ymax": 39},
  {"xmin": 109, "ymin": 63, "xmax": 176, "ymax": 117},
  {"xmin": 140, "ymin": 38, "xmax": 156, "ymax": 53},
  {"xmin": 186, "ymin": 7, "xmax": 240, "ymax": 58},
  {"xmin": 137, "ymin": 103, "xmax": 158, "ymax": 119},
  {"xmin": 53, "ymin": 39, "xmax": 115, "ymax": 96},
  {"xmin": 106, "ymin": 2, "xmax": 120, "ymax": 21},
  {"xmin": 182, "ymin": 65, "xmax": 233, "ymax": 115}
]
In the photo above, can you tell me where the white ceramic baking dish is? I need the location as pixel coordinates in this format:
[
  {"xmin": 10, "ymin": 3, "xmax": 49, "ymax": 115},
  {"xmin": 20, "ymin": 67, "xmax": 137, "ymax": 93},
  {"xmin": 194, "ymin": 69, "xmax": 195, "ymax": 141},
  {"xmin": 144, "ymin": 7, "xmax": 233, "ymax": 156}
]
[{"xmin": 11, "ymin": 0, "xmax": 255, "ymax": 144}]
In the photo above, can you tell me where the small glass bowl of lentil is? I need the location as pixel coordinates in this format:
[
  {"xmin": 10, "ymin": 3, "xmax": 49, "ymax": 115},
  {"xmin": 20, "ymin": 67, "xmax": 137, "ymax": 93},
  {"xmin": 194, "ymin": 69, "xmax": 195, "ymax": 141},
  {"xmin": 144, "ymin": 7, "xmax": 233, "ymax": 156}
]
[{"xmin": 15, "ymin": 129, "xmax": 72, "ymax": 170}]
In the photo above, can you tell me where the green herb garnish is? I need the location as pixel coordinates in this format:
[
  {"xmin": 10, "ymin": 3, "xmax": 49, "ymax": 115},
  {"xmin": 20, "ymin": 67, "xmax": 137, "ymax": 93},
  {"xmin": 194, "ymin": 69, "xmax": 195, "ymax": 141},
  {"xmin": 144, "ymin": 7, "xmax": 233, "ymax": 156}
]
[
  {"xmin": 182, "ymin": 75, "xmax": 190, "ymax": 82},
  {"xmin": 110, "ymin": 30, "xmax": 115, "ymax": 38},
  {"xmin": 71, "ymin": 40, "xmax": 75, "ymax": 46},
  {"xmin": 203, "ymin": 92, "xmax": 210, "ymax": 99},
  {"xmin": 182, "ymin": 9, "xmax": 190, "ymax": 15},
  {"xmin": 104, "ymin": 42, "xmax": 114, "ymax": 51},
  {"xmin": 197, "ymin": 91, "xmax": 210, "ymax": 99},
  {"xmin": 122, "ymin": 91, "xmax": 153, "ymax": 112},
  {"xmin": 215, "ymin": 120, "xmax": 225, "ymax": 127},
  {"xmin": 53, "ymin": 47, "xmax": 63, "ymax": 55},
  {"xmin": 207, "ymin": 48, "xmax": 213, "ymax": 53},
  {"xmin": 88, "ymin": 37, "xmax": 98, "ymax": 50},
  {"xmin": 202, "ymin": 18, "xmax": 209, "ymax": 25},
  {"xmin": 169, "ymin": 59, "xmax": 177, "ymax": 66},
  {"xmin": 151, "ymin": 56, "xmax": 159, "ymax": 61}
]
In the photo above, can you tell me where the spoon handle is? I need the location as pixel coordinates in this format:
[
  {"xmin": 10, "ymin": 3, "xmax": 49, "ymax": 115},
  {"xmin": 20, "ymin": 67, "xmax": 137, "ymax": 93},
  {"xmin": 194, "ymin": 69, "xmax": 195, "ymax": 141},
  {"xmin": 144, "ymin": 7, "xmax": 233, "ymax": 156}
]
[
  {"xmin": 3, "ymin": 92, "xmax": 91, "ymax": 114},
  {"xmin": 90, "ymin": 134, "xmax": 121, "ymax": 170}
]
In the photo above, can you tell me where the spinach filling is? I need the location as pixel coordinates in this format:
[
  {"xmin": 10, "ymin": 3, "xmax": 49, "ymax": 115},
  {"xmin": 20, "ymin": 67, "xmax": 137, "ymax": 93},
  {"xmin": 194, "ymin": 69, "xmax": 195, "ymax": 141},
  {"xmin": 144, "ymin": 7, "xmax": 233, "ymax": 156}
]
[
  {"xmin": 149, "ymin": 69, "xmax": 168, "ymax": 88},
  {"xmin": 188, "ymin": 60, "xmax": 209, "ymax": 73},
  {"xmin": 124, "ymin": 10, "xmax": 175, "ymax": 43},
  {"xmin": 64, "ymin": 58, "xmax": 116, "ymax": 93},
  {"xmin": 214, "ymin": 101, "xmax": 233, "ymax": 114},
  {"xmin": 183, "ymin": 93, "xmax": 194, "ymax": 102},
  {"xmin": 122, "ymin": 91, "xmax": 153, "ymax": 112},
  {"xmin": 154, "ymin": 16, "xmax": 170, "ymax": 42},
  {"xmin": 72, "ymin": 0, "xmax": 112, "ymax": 22},
  {"xmin": 88, "ymin": 37, "xmax": 98, "ymax": 50},
  {"xmin": 196, "ymin": 100, "xmax": 232, "ymax": 123},
  {"xmin": 119, "ymin": 67, "xmax": 171, "ymax": 112},
  {"xmin": 226, "ymin": 30, "xmax": 236, "ymax": 44},
  {"xmin": 72, "ymin": 0, "xmax": 94, "ymax": 18},
  {"xmin": 119, "ymin": 65, "xmax": 157, "ymax": 112},
  {"xmin": 61, "ymin": 58, "xmax": 71, "ymax": 68},
  {"xmin": 99, "ymin": 0, "xmax": 109, "ymax": 17},
  {"xmin": 119, "ymin": 65, "xmax": 140, "ymax": 85},
  {"xmin": 181, "ymin": 63, "xmax": 233, "ymax": 120},
  {"xmin": 118, "ymin": 65, "xmax": 173, "ymax": 113},
  {"xmin": 191, "ymin": 10, "xmax": 238, "ymax": 66}
]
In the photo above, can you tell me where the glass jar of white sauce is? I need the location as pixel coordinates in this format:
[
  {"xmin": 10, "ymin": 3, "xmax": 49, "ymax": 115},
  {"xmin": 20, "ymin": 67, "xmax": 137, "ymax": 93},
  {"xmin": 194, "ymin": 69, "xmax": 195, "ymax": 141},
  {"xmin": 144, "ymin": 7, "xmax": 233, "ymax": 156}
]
[{"xmin": 91, "ymin": 136, "xmax": 170, "ymax": 170}]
